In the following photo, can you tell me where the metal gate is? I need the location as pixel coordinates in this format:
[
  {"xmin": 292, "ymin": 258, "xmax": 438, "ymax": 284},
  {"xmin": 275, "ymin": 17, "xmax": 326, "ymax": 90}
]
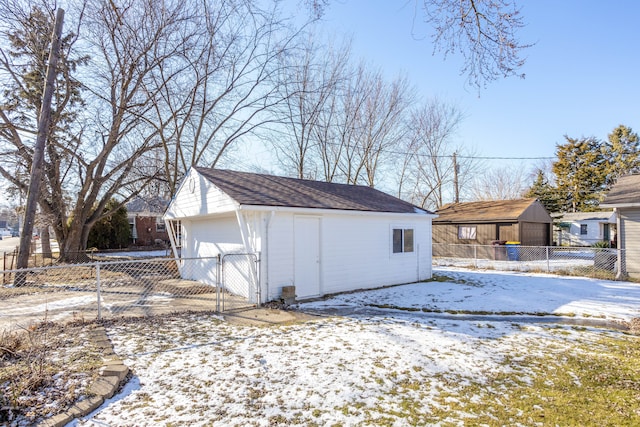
[{"xmin": 219, "ymin": 253, "xmax": 260, "ymax": 312}]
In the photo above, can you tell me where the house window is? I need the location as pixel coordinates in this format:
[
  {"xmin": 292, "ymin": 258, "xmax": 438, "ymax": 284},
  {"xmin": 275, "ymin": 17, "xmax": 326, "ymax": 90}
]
[
  {"xmin": 458, "ymin": 226, "xmax": 477, "ymax": 240},
  {"xmin": 128, "ymin": 216, "xmax": 137, "ymax": 240},
  {"xmin": 580, "ymin": 224, "xmax": 588, "ymax": 235},
  {"xmin": 393, "ymin": 228, "xmax": 414, "ymax": 253},
  {"xmin": 155, "ymin": 217, "xmax": 166, "ymax": 232}
]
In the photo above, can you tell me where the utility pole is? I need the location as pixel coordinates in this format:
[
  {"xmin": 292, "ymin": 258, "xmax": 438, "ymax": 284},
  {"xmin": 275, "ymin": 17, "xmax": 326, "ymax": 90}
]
[
  {"xmin": 16, "ymin": 8, "xmax": 64, "ymax": 281},
  {"xmin": 453, "ymin": 152, "xmax": 460, "ymax": 203}
]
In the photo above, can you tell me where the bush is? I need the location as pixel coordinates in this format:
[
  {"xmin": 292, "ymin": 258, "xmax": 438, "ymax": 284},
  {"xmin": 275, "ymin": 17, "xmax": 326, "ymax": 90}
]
[{"xmin": 87, "ymin": 199, "xmax": 131, "ymax": 250}]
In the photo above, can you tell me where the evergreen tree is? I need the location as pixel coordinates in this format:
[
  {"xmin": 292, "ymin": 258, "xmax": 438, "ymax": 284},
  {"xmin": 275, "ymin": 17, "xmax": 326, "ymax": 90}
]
[
  {"xmin": 87, "ymin": 200, "xmax": 130, "ymax": 250},
  {"xmin": 524, "ymin": 169, "xmax": 561, "ymax": 213},
  {"xmin": 552, "ymin": 136, "xmax": 607, "ymax": 212},
  {"xmin": 603, "ymin": 124, "xmax": 640, "ymax": 187}
]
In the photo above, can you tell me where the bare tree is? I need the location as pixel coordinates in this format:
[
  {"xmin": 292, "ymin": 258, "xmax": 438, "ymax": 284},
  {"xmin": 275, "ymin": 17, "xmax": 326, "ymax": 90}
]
[
  {"xmin": 313, "ymin": 63, "xmax": 413, "ymax": 187},
  {"xmin": 469, "ymin": 163, "xmax": 529, "ymax": 200},
  {"xmin": 315, "ymin": 62, "xmax": 368, "ymax": 184},
  {"xmin": 422, "ymin": 0, "xmax": 530, "ymax": 88},
  {"xmin": 146, "ymin": 0, "xmax": 306, "ymax": 194},
  {"xmin": 302, "ymin": 0, "xmax": 530, "ymax": 89},
  {"xmin": 354, "ymin": 70, "xmax": 413, "ymax": 187},
  {"xmin": 274, "ymin": 35, "xmax": 351, "ymax": 180},
  {"xmin": 0, "ymin": 0, "xmax": 194, "ymax": 260},
  {"xmin": 399, "ymin": 99, "xmax": 467, "ymax": 210}
]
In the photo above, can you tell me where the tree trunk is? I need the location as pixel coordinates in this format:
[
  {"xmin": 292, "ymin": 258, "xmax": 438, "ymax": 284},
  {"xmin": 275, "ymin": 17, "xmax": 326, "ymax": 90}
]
[
  {"xmin": 15, "ymin": 8, "xmax": 64, "ymax": 286},
  {"xmin": 59, "ymin": 223, "xmax": 91, "ymax": 263},
  {"xmin": 40, "ymin": 227, "xmax": 52, "ymax": 259}
]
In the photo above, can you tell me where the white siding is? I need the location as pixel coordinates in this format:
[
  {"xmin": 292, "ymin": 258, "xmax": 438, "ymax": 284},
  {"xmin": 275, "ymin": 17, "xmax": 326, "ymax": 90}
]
[
  {"xmin": 620, "ymin": 209, "xmax": 640, "ymax": 278},
  {"xmin": 165, "ymin": 169, "xmax": 237, "ymax": 219},
  {"xmin": 321, "ymin": 214, "xmax": 432, "ymax": 297},
  {"xmin": 558, "ymin": 220, "xmax": 607, "ymax": 246},
  {"xmin": 261, "ymin": 211, "xmax": 433, "ymax": 302},
  {"xmin": 188, "ymin": 215, "xmax": 244, "ymax": 257},
  {"xmin": 263, "ymin": 212, "xmax": 295, "ymax": 301}
]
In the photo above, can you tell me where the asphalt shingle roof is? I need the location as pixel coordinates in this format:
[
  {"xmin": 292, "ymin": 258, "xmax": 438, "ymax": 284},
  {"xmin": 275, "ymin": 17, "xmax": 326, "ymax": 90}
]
[
  {"xmin": 433, "ymin": 198, "xmax": 538, "ymax": 223},
  {"xmin": 195, "ymin": 167, "xmax": 431, "ymax": 214},
  {"xmin": 601, "ymin": 174, "xmax": 640, "ymax": 206},
  {"xmin": 126, "ymin": 196, "xmax": 170, "ymax": 214}
]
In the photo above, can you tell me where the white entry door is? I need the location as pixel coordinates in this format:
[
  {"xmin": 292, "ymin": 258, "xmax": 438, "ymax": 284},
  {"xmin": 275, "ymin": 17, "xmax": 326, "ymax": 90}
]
[{"xmin": 294, "ymin": 216, "xmax": 321, "ymax": 299}]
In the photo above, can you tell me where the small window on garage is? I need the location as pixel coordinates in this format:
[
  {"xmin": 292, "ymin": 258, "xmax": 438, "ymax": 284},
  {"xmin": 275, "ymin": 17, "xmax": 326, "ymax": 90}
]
[
  {"xmin": 458, "ymin": 226, "xmax": 477, "ymax": 240},
  {"xmin": 393, "ymin": 228, "xmax": 414, "ymax": 253},
  {"xmin": 580, "ymin": 224, "xmax": 588, "ymax": 235}
]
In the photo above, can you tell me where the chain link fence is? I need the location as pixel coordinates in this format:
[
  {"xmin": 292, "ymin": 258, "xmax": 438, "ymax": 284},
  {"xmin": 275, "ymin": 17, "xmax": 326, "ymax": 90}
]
[
  {"xmin": 433, "ymin": 243, "xmax": 624, "ymax": 279},
  {"xmin": 220, "ymin": 253, "xmax": 260, "ymax": 310},
  {"xmin": 0, "ymin": 255, "xmax": 258, "ymax": 333},
  {"xmin": 1, "ymin": 247, "xmax": 176, "ymax": 271}
]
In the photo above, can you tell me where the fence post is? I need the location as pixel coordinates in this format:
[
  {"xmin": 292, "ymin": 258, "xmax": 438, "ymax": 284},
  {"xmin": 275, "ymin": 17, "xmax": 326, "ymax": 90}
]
[
  {"xmin": 96, "ymin": 262, "xmax": 102, "ymax": 320},
  {"xmin": 216, "ymin": 254, "xmax": 221, "ymax": 313},
  {"xmin": 254, "ymin": 253, "xmax": 261, "ymax": 307},
  {"xmin": 473, "ymin": 245, "xmax": 478, "ymax": 268},
  {"xmin": 546, "ymin": 246, "xmax": 550, "ymax": 272}
]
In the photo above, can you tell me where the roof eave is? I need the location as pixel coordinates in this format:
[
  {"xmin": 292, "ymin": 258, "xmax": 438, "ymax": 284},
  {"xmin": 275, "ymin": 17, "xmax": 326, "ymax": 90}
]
[
  {"xmin": 237, "ymin": 204, "xmax": 436, "ymax": 217},
  {"xmin": 433, "ymin": 218, "xmax": 518, "ymax": 224},
  {"xmin": 600, "ymin": 203, "xmax": 640, "ymax": 209}
]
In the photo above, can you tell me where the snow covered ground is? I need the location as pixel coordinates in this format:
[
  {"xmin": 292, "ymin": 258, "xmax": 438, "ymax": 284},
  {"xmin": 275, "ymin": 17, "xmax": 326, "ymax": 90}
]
[
  {"xmin": 303, "ymin": 267, "xmax": 640, "ymax": 321},
  {"xmin": 97, "ymin": 249, "xmax": 171, "ymax": 258},
  {"xmin": 73, "ymin": 267, "xmax": 640, "ymax": 426}
]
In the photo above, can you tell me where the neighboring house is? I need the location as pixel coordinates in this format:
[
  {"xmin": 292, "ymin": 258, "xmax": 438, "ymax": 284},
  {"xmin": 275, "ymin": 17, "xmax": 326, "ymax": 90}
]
[
  {"xmin": 432, "ymin": 198, "xmax": 553, "ymax": 246},
  {"xmin": 553, "ymin": 211, "xmax": 616, "ymax": 247},
  {"xmin": 126, "ymin": 196, "xmax": 170, "ymax": 246},
  {"xmin": 600, "ymin": 174, "xmax": 640, "ymax": 279},
  {"xmin": 164, "ymin": 167, "xmax": 436, "ymax": 304}
]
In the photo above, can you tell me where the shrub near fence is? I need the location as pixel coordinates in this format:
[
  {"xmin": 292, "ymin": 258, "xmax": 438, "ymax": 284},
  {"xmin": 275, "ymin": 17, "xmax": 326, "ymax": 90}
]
[{"xmin": 433, "ymin": 243, "xmax": 624, "ymax": 280}]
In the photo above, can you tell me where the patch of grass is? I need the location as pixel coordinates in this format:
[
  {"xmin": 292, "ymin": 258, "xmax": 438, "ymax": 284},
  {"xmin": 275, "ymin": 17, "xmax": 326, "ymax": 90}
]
[
  {"xmin": 430, "ymin": 274, "xmax": 482, "ymax": 287},
  {"xmin": 329, "ymin": 332, "xmax": 639, "ymax": 426},
  {"xmin": 424, "ymin": 334, "xmax": 640, "ymax": 425}
]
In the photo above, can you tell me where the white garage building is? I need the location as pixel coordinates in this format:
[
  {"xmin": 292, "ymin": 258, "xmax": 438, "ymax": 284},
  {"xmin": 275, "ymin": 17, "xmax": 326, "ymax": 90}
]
[{"xmin": 163, "ymin": 167, "xmax": 436, "ymax": 304}]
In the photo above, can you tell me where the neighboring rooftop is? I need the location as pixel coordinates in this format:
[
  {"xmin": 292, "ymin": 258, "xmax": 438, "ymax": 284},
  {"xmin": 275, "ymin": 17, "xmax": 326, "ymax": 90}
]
[
  {"xmin": 433, "ymin": 198, "xmax": 543, "ymax": 223},
  {"xmin": 601, "ymin": 174, "xmax": 640, "ymax": 208},
  {"xmin": 552, "ymin": 211, "xmax": 616, "ymax": 222},
  {"xmin": 126, "ymin": 196, "xmax": 170, "ymax": 215},
  {"xmin": 195, "ymin": 167, "xmax": 431, "ymax": 214}
]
